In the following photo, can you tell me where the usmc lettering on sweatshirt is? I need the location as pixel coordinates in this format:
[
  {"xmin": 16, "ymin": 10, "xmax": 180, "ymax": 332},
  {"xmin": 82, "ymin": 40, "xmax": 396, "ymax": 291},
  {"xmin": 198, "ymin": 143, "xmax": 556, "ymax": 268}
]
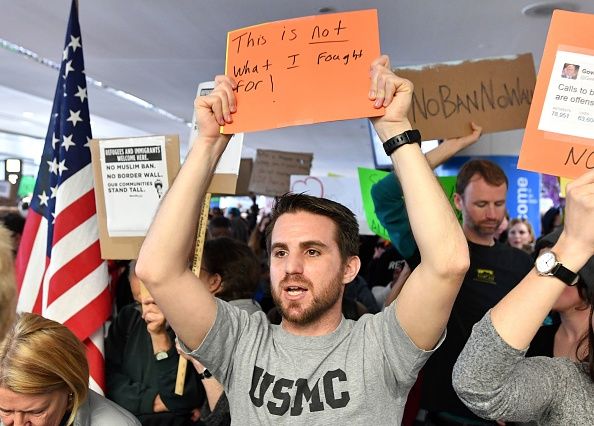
[{"xmin": 248, "ymin": 365, "xmax": 350, "ymax": 416}]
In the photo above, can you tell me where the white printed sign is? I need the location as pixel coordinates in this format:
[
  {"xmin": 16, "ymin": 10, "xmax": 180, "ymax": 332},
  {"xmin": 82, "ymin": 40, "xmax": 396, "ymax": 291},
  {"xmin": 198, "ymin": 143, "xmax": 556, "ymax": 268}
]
[
  {"xmin": 100, "ymin": 136, "xmax": 168, "ymax": 237},
  {"xmin": 538, "ymin": 50, "xmax": 594, "ymax": 140}
]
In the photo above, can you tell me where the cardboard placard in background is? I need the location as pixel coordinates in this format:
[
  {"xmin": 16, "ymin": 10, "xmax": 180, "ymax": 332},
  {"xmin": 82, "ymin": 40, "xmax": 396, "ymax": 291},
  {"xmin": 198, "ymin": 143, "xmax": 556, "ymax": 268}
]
[
  {"xmin": 90, "ymin": 135, "xmax": 180, "ymax": 260},
  {"xmin": 223, "ymin": 9, "xmax": 382, "ymax": 134},
  {"xmin": 290, "ymin": 175, "xmax": 372, "ymax": 235},
  {"xmin": 519, "ymin": 11, "xmax": 594, "ymax": 179},
  {"xmin": 395, "ymin": 53, "xmax": 536, "ymax": 141},
  {"xmin": 248, "ymin": 149, "xmax": 313, "ymax": 196}
]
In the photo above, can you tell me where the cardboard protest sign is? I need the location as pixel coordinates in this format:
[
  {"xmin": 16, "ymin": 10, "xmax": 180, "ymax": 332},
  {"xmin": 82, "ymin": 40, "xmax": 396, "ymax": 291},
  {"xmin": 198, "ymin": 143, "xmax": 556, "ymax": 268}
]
[
  {"xmin": 90, "ymin": 135, "xmax": 180, "ymax": 259},
  {"xmin": 357, "ymin": 168, "xmax": 459, "ymax": 240},
  {"xmin": 190, "ymin": 81, "xmax": 244, "ymax": 194},
  {"xmin": 290, "ymin": 175, "xmax": 372, "ymax": 235},
  {"xmin": 395, "ymin": 54, "xmax": 536, "ymax": 141},
  {"xmin": 223, "ymin": 9, "xmax": 382, "ymax": 134},
  {"xmin": 519, "ymin": 11, "xmax": 594, "ymax": 179},
  {"xmin": 248, "ymin": 149, "xmax": 312, "ymax": 196}
]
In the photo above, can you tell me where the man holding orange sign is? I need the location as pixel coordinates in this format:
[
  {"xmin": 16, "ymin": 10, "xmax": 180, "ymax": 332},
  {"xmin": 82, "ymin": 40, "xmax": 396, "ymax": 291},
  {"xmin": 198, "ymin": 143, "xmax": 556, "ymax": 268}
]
[{"xmin": 136, "ymin": 55, "xmax": 469, "ymax": 424}]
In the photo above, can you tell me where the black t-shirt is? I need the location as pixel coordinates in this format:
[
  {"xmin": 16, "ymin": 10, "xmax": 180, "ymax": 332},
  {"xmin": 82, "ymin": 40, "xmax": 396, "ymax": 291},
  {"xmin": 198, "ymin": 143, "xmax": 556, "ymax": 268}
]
[
  {"xmin": 365, "ymin": 245, "xmax": 404, "ymax": 287},
  {"xmin": 421, "ymin": 241, "xmax": 533, "ymax": 419}
]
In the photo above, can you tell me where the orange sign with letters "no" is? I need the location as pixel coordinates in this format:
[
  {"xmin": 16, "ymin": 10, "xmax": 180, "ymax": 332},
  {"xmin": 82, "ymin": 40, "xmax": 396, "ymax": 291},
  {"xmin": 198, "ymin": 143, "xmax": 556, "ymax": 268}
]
[{"xmin": 222, "ymin": 9, "xmax": 382, "ymax": 134}]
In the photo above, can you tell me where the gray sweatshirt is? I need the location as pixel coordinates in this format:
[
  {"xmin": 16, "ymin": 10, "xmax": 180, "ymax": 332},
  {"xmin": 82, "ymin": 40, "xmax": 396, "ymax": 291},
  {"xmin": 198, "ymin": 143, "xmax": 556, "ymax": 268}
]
[{"xmin": 452, "ymin": 312, "xmax": 594, "ymax": 425}]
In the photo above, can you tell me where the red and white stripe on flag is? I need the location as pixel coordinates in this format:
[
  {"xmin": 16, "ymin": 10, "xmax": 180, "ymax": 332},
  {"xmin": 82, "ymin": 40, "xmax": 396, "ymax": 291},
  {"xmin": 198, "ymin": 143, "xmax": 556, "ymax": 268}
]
[{"xmin": 14, "ymin": 0, "xmax": 111, "ymax": 395}]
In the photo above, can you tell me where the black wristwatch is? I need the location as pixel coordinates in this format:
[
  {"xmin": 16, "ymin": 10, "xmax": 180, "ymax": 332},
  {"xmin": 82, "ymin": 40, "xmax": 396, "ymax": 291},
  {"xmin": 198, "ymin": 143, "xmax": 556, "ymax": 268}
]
[
  {"xmin": 383, "ymin": 129, "xmax": 422, "ymax": 156},
  {"xmin": 198, "ymin": 368, "xmax": 212, "ymax": 380},
  {"xmin": 535, "ymin": 251, "xmax": 579, "ymax": 286}
]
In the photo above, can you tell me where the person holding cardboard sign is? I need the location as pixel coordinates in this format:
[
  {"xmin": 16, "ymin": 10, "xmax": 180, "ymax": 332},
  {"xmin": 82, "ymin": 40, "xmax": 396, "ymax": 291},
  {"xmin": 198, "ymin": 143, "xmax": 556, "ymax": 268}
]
[
  {"xmin": 453, "ymin": 168, "xmax": 594, "ymax": 424},
  {"xmin": 136, "ymin": 55, "xmax": 469, "ymax": 424}
]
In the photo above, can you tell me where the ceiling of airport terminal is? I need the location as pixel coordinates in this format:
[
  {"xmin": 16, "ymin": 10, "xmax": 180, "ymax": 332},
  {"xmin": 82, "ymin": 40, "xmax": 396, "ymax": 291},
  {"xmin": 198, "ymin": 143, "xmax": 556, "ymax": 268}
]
[{"xmin": 1, "ymin": 0, "xmax": 594, "ymax": 176}]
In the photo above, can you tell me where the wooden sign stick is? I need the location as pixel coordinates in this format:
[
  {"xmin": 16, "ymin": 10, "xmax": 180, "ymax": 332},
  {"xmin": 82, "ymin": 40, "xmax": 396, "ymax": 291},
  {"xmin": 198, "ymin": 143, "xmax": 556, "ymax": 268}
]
[{"xmin": 174, "ymin": 192, "xmax": 212, "ymax": 396}]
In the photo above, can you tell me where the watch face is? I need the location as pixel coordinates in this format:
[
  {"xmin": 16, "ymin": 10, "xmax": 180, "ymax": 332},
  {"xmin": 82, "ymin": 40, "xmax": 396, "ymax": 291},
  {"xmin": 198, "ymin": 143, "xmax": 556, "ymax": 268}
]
[{"xmin": 536, "ymin": 251, "xmax": 556, "ymax": 273}]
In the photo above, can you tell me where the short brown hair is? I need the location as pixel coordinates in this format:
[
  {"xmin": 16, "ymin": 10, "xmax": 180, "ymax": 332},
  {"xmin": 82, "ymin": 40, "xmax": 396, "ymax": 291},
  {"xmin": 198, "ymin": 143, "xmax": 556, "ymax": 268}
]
[
  {"xmin": 455, "ymin": 159, "xmax": 508, "ymax": 195},
  {"xmin": 0, "ymin": 313, "xmax": 89, "ymax": 425},
  {"xmin": 266, "ymin": 193, "xmax": 359, "ymax": 262}
]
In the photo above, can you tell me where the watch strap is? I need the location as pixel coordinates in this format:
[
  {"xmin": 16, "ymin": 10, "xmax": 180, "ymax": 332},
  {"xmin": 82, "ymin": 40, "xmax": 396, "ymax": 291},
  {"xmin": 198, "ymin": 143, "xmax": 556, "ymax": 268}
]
[
  {"xmin": 551, "ymin": 263, "xmax": 579, "ymax": 286},
  {"xmin": 382, "ymin": 129, "xmax": 422, "ymax": 156},
  {"xmin": 198, "ymin": 368, "xmax": 212, "ymax": 380}
]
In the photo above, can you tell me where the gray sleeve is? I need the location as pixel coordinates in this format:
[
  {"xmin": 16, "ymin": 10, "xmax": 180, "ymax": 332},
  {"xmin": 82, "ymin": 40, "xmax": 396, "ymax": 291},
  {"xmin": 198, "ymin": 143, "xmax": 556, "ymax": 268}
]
[
  {"xmin": 366, "ymin": 302, "xmax": 445, "ymax": 393},
  {"xmin": 83, "ymin": 390, "xmax": 142, "ymax": 425},
  {"xmin": 452, "ymin": 311, "xmax": 563, "ymax": 423},
  {"xmin": 178, "ymin": 298, "xmax": 267, "ymax": 388}
]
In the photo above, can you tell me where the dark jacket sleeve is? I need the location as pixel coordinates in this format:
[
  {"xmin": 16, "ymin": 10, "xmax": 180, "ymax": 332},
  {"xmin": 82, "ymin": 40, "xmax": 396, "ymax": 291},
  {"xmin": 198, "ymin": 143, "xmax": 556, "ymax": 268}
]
[
  {"xmin": 106, "ymin": 305, "xmax": 205, "ymax": 414},
  {"xmin": 201, "ymin": 392, "xmax": 231, "ymax": 426},
  {"xmin": 156, "ymin": 339, "xmax": 205, "ymax": 411},
  {"xmin": 452, "ymin": 312, "xmax": 560, "ymax": 423},
  {"xmin": 105, "ymin": 304, "xmax": 159, "ymax": 414}
]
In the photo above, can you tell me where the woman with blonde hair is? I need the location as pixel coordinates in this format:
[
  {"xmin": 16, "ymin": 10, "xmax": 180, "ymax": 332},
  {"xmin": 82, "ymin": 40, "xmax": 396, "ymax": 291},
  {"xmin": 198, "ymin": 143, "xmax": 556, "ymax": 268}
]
[
  {"xmin": 0, "ymin": 312, "xmax": 140, "ymax": 426},
  {"xmin": 507, "ymin": 218, "xmax": 535, "ymax": 253}
]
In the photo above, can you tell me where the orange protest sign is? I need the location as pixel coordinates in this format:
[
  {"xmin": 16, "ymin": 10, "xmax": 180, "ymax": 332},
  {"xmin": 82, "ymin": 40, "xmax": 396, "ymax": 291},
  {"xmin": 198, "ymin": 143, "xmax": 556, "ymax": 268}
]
[
  {"xmin": 519, "ymin": 10, "xmax": 594, "ymax": 178},
  {"xmin": 222, "ymin": 9, "xmax": 382, "ymax": 134}
]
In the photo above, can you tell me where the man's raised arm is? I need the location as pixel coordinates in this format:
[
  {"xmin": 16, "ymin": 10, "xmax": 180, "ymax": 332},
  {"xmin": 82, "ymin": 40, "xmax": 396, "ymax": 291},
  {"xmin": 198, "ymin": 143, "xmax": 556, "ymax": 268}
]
[
  {"xmin": 369, "ymin": 56, "xmax": 470, "ymax": 350},
  {"xmin": 136, "ymin": 76, "xmax": 237, "ymax": 351}
]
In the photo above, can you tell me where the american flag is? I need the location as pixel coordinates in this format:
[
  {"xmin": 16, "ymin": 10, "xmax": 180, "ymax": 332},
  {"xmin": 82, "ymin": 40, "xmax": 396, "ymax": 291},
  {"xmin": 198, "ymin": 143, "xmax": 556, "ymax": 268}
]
[{"xmin": 15, "ymin": 0, "xmax": 111, "ymax": 394}]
